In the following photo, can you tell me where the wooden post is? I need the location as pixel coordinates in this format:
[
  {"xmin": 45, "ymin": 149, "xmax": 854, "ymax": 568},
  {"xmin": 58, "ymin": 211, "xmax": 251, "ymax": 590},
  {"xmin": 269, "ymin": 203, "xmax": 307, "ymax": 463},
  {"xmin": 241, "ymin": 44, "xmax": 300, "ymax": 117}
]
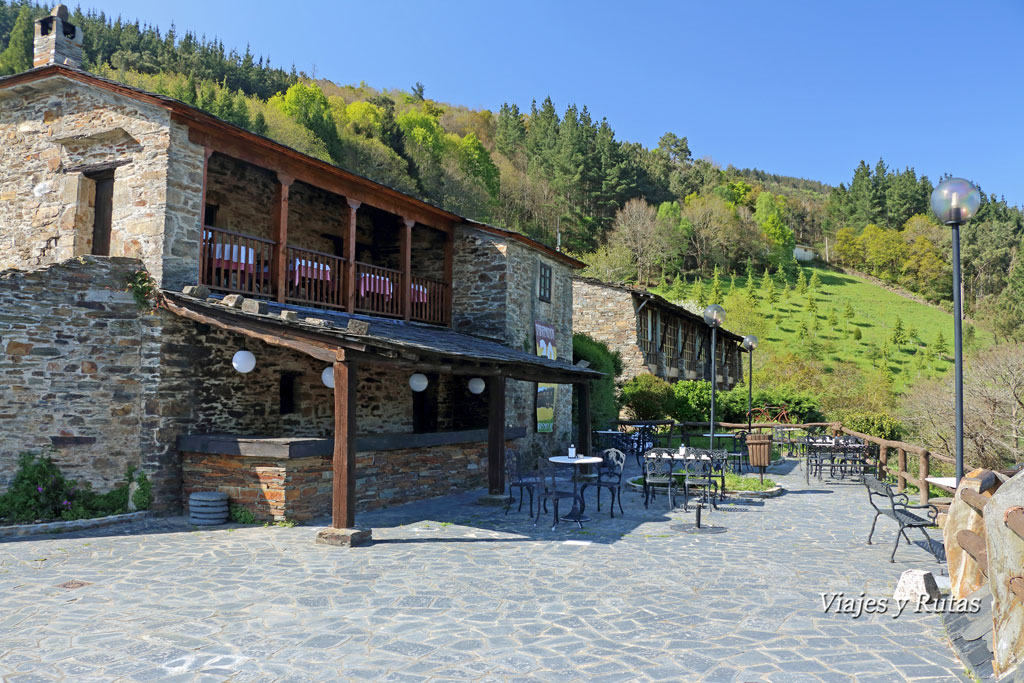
[
  {"xmin": 332, "ymin": 358, "xmax": 357, "ymax": 529},
  {"xmin": 897, "ymin": 448, "xmax": 907, "ymax": 492},
  {"xmin": 272, "ymin": 174, "xmax": 293, "ymax": 303},
  {"xmin": 919, "ymin": 450, "xmax": 930, "ymax": 505},
  {"xmin": 400, "ymin": 217, "xmax": 413, "ymax": 321},
  {"xmin": 879, "ymin": 444, "xmax": 888, "ymax": 479},
  {"xmin": 442, "ymin": 231, "xmax": 453, "ymax": 326},
  {"xmin": 578, "ymin": 381, "xmax": 592, "ymax": 458},
  {"xmin": 487, "ymin": 374, "xmax": 506, "ymax": 496},
  {"xmin": 198, "ymin": 148, "xmax": 214, "ymax": 285},
  {"xmin": 345, "ymin": 199, "xmax": 360, "ymax": 313}
]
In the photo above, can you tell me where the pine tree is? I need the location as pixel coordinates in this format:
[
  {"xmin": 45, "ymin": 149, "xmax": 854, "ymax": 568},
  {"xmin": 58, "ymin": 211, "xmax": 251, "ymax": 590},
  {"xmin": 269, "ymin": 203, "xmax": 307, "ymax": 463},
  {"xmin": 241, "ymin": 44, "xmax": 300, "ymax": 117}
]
[
  {"xmin": 890, "ymin": 316, "xmax": 907, "ymax": 348},
  {"xmin": 807, "ymin": 294, "xmax": 818, "ymax": 317},
  {"xmin": 709, "ymin": 266, "xmax": 723, "ymax": 305},
  {"xmin": 692, "ymin": 279, "xmax": 707, "ymax": 308},
  {"xmin": 853, "ymin": 327, "xmax": 862, "ymax": 341},
  {"xmin": 935, "ymin": 330, "xmax": 949, "ymax": 357},
  {"xmin": 827, "ymin": 307, "xmax": 839, "ymax": 331},
  {"xmin": 843, "ymin": 301, "xmax": 855, "ymax": 330},
  {"xmin": 809, "ymin": 270, "xmax": 821, "ymax": 293},
  {"xmin": 0, "ymin": 6, "xmax": 34, "ymax": 76},
  {"xmin": 251, "ymin": 110, "xmax": 268, "ymax": 136},
  {"xmin": 745, "ymin": 257, "xmax": 755, "ymax": 284},
  {"xmin": 765, "ymin": 275, "xmax": 778, "ymax": 307},
  {"xmin": 727, "ymin": 273, "xmax": 737, "ymax": 298},
  {"xmin": 745, "ymin": 276, "xmax": 758, "ymax": 309},
  {"xmin": 795, "ymin": 268, "xmax": 808, "ymax": 296}
]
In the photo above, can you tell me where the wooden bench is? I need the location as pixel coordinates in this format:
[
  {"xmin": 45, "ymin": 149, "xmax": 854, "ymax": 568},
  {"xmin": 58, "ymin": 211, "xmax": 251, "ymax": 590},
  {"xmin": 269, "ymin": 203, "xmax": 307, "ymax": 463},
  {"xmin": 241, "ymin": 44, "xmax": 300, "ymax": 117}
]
[{"xmin": 864, "ymin": 475, "xmax": 941, "ymax": 563}]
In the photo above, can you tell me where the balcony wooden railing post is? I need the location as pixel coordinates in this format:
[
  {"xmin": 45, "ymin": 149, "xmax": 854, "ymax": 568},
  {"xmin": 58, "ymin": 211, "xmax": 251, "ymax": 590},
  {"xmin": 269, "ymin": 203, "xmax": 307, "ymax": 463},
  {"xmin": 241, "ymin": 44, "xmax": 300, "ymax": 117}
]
[
  {"xmin": 400, "ymin": 217, "xmax": 413, "ymax": 322},
  {"xmin": 197, "ymin": 147, "xmax": 213, "ymax": 282},
  {"xmin": 879, "ymin": 444, "xmax": 888, "ymax": 478},
  {"xmin": 272, "ymin": 173, "xmax": 293, "ymax": 303},
  {"xmin": 897, "ymin": 448, "xmax": 907, "ymax": 492},
  {"xmin": 345, "ymin": 199, "xmax": 360, "ymax": 313},
  {"xmin": 919, "ymin": 450, "xmax": 931, "ymax": 504},
  {"xmin": 443, "ymin": 231, "xmax": 453, "ymax": 326}
]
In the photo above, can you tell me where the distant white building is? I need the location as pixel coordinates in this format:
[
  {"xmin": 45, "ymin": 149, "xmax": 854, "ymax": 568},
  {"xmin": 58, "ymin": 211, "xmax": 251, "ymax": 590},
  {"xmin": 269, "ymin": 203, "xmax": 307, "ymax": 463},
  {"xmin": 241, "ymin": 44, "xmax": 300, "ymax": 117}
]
[{"xmin": 794, "ymin": 244, "xmax": 817, "ymax": 262}]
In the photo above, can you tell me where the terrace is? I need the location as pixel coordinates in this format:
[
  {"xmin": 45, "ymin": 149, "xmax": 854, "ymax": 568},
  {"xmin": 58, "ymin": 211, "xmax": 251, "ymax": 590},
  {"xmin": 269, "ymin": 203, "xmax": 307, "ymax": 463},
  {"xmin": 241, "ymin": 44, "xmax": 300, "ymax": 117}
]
[{"xmin": 196, "ymin": 152, "xmax": 453, "ymax": 326}]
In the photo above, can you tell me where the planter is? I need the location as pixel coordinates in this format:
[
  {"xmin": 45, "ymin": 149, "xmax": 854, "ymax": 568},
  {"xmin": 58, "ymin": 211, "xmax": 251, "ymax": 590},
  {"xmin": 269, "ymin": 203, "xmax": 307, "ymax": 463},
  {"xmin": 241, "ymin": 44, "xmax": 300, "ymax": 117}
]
[{"xmin": 0, "ymin": 511, "xmax": 152, "ymax": 539}]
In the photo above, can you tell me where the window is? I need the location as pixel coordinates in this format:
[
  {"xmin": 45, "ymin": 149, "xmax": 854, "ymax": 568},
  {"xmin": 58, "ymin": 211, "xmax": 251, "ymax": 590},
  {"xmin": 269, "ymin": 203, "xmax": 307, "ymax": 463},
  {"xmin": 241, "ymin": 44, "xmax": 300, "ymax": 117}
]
[
  {"xmin": 279, "ymin": 373, "xmax": 298, "ymax": 414},
  {"xmin": 412, "ymin": 373, "xmax": 439, "ymax": 433},
  {"xmin": 87, "ymin": 170, "xmax": 114, "ymax": 256},
  {"xmin": 204, "ymin": 203, "xmax": 219, "ymax": 227},
  {"xmin": 538, "ymin": 264, "xmax": 552, "ymax": 302}
]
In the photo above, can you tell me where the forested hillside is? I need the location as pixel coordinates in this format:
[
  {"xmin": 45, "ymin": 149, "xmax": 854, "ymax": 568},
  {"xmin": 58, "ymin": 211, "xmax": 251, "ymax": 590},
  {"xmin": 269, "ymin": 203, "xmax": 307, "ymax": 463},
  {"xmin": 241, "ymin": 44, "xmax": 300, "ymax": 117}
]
[{"xmin": 1, "ymin": 1, "xmax": 1021, "ymax": 344}]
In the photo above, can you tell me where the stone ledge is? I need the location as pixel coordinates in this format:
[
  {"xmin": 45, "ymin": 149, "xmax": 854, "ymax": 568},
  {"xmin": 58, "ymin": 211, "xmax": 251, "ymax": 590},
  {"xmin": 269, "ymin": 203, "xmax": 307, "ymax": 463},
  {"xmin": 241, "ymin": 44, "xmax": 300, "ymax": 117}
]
[{"xmin": 0, "ymin": 511, "xmax": 153, "ymax": 540}]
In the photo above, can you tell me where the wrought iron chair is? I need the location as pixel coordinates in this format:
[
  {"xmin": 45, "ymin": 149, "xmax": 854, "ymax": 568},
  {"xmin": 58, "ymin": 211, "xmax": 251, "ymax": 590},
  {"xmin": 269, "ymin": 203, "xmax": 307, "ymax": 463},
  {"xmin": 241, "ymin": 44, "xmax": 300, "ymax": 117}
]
[
  {"xmin": 535, "ymin": 458, "xmax": 580, "ymax": 531},
  {"xmin": 728, "ymin": 430, "xmax": 749, "ymax": 473},
  {"xmin": 504, "ymin": 449, "xmax": 539, "ymax": 516},
  {"xmin": 680, "ymin": 448, "xmax": 721, "ymax": 509},
  {"xmin": 580, "ymin": 448, "xmax": 626, "ymax": 518},
  {"xmin": 642, "ymin": 448, "xmax": 677, "ymax": 510}
]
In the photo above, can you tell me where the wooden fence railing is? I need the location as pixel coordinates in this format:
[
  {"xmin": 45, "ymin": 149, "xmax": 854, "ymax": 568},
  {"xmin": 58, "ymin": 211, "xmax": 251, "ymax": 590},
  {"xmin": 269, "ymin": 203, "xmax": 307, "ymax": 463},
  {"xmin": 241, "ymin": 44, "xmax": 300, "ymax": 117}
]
[{"xmin": 656, "ymin": 420, "xmax": 954, "ymax": 505}]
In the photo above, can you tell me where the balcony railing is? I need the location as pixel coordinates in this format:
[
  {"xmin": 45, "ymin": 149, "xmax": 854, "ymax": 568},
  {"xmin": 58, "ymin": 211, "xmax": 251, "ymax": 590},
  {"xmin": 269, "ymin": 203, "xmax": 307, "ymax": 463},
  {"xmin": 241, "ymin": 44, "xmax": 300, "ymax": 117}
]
[
  {"xmin": 354, "ymin": 261, "xmax": 403, "ymax": 318},
  {"xmin": 410, "ymin": 275, "xmax": 449, "ymax": 325},
  {"xmin": 199, "ymin": 227, "xmax": 450, "ymax": 325},
  {"xmin": 200, "ymin": 227, "xmax": 274, "ymax": 298},
  {"xmin": 285, "ymin": 245, "xmax": 345, "ymax": 310}
]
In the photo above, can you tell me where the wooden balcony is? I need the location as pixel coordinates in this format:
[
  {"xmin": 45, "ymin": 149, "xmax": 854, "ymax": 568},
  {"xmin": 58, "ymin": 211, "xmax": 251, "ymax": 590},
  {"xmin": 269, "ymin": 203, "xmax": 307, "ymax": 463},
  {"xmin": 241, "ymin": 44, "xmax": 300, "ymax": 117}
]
[{"xmin": 200, "ymin": 226, "xmax": 451, "ymax": 325}]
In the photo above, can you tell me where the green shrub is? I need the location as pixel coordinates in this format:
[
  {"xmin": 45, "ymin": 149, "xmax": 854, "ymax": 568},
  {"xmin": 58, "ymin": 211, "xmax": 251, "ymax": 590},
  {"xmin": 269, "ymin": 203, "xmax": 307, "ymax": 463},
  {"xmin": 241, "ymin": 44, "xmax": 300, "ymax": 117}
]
[
  {"xmin": 0, "ymin": 454, "xmax": 152, "ymax": 523},
  {"xmin": 669, "ymin": 380, "xmax": 712, "ymax": 423},
  {"xmin": 831, "ymin": 410, "xmax": 904, "ymax": 440},
  {"xmin": 620, "ymin": 373, "xmax": 673, "ymax": 420},
  {"xmin": 572, "ymin": 333, "xmax": 623, "ymax": 428},
  {"xmin": 717, "ymin": 386, "xmax": 825, "ymax": 424},
  {"xmin": 229, "ymin": 504, "xmax": 256, "ymax": 524}
]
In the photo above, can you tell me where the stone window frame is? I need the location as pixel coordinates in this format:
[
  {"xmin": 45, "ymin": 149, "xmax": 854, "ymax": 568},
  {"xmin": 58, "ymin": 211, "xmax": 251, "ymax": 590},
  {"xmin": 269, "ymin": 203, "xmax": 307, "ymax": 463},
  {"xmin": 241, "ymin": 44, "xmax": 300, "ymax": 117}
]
[{"xmin": 538, "ymin": 264, "xmax": 552, "ymax": 303}]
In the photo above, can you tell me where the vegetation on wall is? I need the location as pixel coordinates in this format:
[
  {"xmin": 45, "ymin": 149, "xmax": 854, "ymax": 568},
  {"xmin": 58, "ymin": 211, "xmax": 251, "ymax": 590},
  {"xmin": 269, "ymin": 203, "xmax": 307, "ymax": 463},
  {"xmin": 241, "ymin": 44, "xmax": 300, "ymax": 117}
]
[{"xmin": 571, "ymin": 333, "xmax": 622, "ymax": 429}]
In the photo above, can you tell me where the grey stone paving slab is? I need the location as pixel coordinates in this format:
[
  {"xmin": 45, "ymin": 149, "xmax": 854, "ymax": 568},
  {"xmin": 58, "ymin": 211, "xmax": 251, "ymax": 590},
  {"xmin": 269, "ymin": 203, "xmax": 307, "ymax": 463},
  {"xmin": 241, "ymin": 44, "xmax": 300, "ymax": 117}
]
[{"xmin": 0, "ymin": 461, "xmax": 966, "ymax": 681}]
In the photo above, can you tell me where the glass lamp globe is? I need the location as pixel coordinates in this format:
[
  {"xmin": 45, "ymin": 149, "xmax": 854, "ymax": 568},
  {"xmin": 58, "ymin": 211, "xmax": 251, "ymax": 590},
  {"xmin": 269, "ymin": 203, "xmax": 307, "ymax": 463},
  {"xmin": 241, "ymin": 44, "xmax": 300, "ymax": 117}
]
[
  {"xmin": 321, "ymin": 366, "xmax": 334, "ymax": 388},
  {"xmin": 703, "ymin": 304, "xmax": 725, "ymax": 327},
  {"xmin": 742, "ymin": 334, "xmax": 759, "ymax": 351},
  {"xmin": 931, "ymin": 178, "xmax": 980, "ymax": 225},
  {"xmin": 468, "ymin": 377, "xmax": 486, "ymax": 395},
  {"xmin": 409, "ymin": 373, "xmax": 429, "ymax": 392},
  {"xmin": 231, "ymin": 350, "xmax": 256, "ymax": 373}
]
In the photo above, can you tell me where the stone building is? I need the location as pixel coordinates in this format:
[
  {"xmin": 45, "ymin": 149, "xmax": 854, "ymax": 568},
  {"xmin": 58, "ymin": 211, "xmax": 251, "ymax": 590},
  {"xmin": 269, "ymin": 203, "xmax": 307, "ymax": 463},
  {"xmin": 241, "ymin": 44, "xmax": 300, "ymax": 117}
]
[
  {"xmin": 0, "ymin": 8, "xmax": 599, "ymax": 536},
  {"xmin": 572, "ymin": 277, "xmax": 745, "ymax": 389}
]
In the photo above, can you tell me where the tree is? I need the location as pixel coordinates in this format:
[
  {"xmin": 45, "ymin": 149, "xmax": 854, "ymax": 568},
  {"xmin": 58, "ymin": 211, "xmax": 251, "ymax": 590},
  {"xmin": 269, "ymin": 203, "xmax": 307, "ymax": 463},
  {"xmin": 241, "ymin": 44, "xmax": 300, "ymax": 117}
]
[
  {"xmin": 809, "ymin": 270, "xmax": 821, "ymax": 293},
  {"xmin": 853, "ymin": 327, "xmax": 862, "ymax": 341},
  {"xmin": 891, "ymin": 316, "xmax": 907, "ymax": 348},
  {"xmin": 692, "ymin": 278, "xmax": 707, "ymax": 308},
  {"xmin": 764, "ymin": 273, "xmax": 779, "ymax": 307},
  {"xmin": 843, "ymin": 301, "xmax": 855, "ymax": 333},
  {"xmin": 410, "ymin": 81, "xmax": 425, "ymax": 101},
  {"xmin": 0, "ymin": 6, "xmax": 33, "ymax": 76},
  {"xmin": 609, "ymin": 198, "xmax": 661, "ymax": 284},
  {"xmin": 795, "ymin": 268, "xmax": 808, "ymax": 296},
  {"xmin": 827, "ymin": 307, "xmax": 839, "ymax": 331},
  {"xmin": 709, "ymin": 266, "xmax": 724, "ymax": 305},
  {"xmin": 935, "ymin": 330, "xmax": 949, "ymax": 358}
]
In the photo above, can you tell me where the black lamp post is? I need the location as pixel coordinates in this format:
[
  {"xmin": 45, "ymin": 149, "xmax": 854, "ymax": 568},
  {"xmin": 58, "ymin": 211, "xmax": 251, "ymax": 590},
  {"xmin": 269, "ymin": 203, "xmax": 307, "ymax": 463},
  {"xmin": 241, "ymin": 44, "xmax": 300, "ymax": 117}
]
[
  {"xmin": 742, "ymin": 335, "xmax": 759, "ymax": 432},
  {"xmin": 703, "ymin": 304, "xmax": 726, "ymax": 448},
  {"xmin": 930, "ymin": 177, "xmax": 981, "ymax": 486}
]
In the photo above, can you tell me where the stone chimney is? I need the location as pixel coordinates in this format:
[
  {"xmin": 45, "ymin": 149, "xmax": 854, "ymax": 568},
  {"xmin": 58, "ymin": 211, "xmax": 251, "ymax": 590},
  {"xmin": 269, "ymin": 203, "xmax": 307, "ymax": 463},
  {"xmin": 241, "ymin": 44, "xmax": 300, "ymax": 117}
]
[{"xmin": 34, "ymin": 5, "xmax": 82, "ymax": 69}]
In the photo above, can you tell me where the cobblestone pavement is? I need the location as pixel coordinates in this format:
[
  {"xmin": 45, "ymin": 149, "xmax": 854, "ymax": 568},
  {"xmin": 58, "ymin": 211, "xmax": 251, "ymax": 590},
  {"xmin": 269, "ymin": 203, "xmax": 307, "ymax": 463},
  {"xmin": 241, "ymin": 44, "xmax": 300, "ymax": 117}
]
[{"xmin": 0, "ymin": 459, "xmax": 968, "ymax": 682}]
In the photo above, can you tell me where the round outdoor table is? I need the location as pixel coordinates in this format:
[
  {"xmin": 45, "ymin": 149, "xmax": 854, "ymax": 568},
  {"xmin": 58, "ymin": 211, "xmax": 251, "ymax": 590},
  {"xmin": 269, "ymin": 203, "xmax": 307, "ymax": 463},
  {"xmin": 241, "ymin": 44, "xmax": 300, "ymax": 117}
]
[{"xmin": 549, "ymin": 455, "xmax": 603, "ymax": 523}]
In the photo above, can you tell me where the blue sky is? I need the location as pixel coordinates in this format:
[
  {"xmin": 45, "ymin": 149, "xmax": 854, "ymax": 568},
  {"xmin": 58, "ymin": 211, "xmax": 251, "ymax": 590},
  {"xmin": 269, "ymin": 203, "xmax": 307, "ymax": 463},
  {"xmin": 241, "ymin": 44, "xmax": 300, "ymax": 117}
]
[{"xmin": 90, "ymin": 0, "xmax": 1024, "ymax": 205}]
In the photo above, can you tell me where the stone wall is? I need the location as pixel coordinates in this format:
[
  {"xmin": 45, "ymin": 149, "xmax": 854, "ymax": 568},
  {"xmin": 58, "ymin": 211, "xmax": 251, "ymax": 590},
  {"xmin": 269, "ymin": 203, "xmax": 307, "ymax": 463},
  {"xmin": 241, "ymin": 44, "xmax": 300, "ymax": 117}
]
[
  {"xmin": 0, "ymin": 257, "xmax": 151, "ymax": 493},
  {"xmin": 451, "ymin": 225, "xmax": 507, "ymax": 341},
  {"xmin": 572, "ymin": 279, "xmax": 647, "ymax": 381},
  {"xmin": 204, "ymin": 153, "xmax": 276, "ymax": 241},
  {"xmin": 181, "ymin": 439, "xmax": 516, "ymax": 522},
  {"xmin": 0, "ymin": 78, "xmax": 177, "ymax": 285}
]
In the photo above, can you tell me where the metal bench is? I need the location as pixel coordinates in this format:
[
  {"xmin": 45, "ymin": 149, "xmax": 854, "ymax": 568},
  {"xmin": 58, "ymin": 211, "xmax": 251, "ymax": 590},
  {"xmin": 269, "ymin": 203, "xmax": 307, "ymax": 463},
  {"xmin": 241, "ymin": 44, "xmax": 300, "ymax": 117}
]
[{"xmin": 864, "ymin": 475, "xmax": 941, "ymax": 563}]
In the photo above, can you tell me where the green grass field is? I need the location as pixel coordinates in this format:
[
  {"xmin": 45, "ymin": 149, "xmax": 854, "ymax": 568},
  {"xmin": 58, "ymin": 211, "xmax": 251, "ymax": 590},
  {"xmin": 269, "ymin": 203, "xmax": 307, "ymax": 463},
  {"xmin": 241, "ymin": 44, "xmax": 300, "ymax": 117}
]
[{"xmin": 658, "ymin": 264, "xmax": 993, "ymax": 395}]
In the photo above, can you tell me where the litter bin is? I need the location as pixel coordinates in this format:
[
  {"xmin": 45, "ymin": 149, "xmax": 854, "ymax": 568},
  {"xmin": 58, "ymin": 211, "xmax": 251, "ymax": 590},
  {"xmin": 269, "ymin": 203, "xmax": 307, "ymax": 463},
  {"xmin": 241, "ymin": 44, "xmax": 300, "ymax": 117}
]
[{"xmin": 747, "ymin": 433, "xmax": 772, "ymax": 483}]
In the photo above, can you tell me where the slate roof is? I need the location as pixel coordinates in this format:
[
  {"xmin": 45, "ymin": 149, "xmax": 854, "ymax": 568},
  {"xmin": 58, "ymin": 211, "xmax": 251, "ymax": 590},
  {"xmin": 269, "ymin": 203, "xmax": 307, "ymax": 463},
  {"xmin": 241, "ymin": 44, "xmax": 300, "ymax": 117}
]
[{"xmin": 162, "ymin": 291, "xmax": 602, "ymax": 383}]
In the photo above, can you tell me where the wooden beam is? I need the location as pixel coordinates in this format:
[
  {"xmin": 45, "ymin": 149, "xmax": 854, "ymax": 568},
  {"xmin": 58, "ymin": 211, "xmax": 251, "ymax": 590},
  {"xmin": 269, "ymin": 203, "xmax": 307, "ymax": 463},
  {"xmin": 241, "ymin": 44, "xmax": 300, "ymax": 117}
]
[
  {"xmin": 332, "ymin": 360, "xmax": 357, "ymax": 529},
  {"xmin": 578, "ymin": 381, "xmax": 592, "ymax": 457},
  {"xmin": 401, "ymin": 217, "xmax": 413, "ymax": 321},
  {"xmin": 272, "ymin": 174, "xmax": 293, "ymax": 304},
  {"xmin": 345, "ymin": 199, "xmax": 359, "ymax": 313},
  {"xmin": 487, "ymin": 374, "xmax": 506, "ymax": 495},
  {"xmin": 162, "ymin": 296, "xmax": 339, "ymax": 361},
  {"xmin": 186, "ymin": 125, "xmax": 454, "ymax": 233},
  {"xmin": 443, "ymin": 231, "xmax": 453, "ymax": 327}
]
